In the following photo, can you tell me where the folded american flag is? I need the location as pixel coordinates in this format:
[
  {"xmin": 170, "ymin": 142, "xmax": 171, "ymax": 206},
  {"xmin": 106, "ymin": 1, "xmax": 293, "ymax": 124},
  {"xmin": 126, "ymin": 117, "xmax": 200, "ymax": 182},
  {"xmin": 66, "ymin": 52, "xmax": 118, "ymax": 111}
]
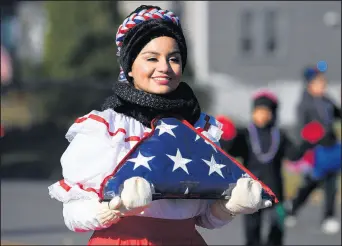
[{"xmin": 101, "ymin": 117, "xmax": 278, "ymax": 203}]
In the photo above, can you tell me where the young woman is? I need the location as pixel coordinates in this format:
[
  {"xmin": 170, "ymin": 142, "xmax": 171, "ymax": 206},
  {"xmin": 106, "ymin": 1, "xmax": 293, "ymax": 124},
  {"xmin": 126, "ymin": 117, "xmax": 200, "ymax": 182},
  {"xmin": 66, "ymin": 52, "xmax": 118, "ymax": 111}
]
[{"xmin": 48, "ymin": 5, "xmax": 271, "ymax": 245}]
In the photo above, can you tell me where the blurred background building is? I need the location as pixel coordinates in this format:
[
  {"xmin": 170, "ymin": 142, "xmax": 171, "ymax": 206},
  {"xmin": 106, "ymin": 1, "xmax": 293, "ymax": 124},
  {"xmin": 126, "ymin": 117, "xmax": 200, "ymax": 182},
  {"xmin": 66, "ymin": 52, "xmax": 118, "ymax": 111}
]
[{"xmin": 1, "ymin": 1, "xmax": 341, "ymax": 245}]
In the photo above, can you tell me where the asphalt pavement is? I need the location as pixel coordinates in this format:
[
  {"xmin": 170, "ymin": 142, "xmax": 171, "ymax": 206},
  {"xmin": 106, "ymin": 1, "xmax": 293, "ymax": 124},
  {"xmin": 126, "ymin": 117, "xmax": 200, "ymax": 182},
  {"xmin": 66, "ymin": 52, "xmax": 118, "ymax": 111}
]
[{"xmin": 1, "ymin": 180, "xmax": 341, "ymax": 245}]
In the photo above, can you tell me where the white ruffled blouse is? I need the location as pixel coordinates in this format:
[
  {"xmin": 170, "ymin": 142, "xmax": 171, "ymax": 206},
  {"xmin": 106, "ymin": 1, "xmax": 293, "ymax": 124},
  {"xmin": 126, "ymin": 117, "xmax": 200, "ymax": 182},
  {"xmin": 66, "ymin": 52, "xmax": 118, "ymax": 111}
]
[{"xmin": 48, "ymin": 108, "xmax": 232, "ymax": 232}]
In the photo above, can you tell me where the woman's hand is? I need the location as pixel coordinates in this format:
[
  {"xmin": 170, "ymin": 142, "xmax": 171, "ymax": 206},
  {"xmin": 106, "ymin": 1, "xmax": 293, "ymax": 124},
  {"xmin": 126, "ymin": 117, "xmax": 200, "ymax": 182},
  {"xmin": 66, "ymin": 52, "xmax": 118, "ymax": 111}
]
[
  {"xmin": 119, "ymin": 176, "xmax": 154, "ymax": 216},
  {"xmin": 211, "ymin": 178, "xmax": 272, "ymax": 221},
  {"xmin": 97, "ymin": 176, "xmax": 154, "ymax": 226},
  {"xmin": 96, "ymin": 196, "xmax": 122, "ymax": 227},
  {"xmin": 121, "ymin": 177, "xmax": 154, "ymax": 209},
  {"xmin": 226, "ymin": 178, "xmax": 272, "ymax": 214}
]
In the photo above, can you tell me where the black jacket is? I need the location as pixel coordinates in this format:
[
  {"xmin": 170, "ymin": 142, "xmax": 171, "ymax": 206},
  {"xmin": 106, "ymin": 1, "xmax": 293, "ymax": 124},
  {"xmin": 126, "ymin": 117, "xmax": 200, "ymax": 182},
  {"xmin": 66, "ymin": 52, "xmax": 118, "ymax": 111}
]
[
  {"xmin": 220, "ymin": 125, "xmax": 312, "ymax": 202},
  {"xmin": 297, "ymin": 91, "xmax": 341, "ymax": 146}
]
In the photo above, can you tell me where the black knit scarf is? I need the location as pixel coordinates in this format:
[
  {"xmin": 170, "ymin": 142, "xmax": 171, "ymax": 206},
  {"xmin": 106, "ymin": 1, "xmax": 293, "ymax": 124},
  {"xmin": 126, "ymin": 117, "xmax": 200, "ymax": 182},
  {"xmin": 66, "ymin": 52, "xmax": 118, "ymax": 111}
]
[{"xmin": 102, "ymin": 82, "xmax": 201, "ymax": 128}]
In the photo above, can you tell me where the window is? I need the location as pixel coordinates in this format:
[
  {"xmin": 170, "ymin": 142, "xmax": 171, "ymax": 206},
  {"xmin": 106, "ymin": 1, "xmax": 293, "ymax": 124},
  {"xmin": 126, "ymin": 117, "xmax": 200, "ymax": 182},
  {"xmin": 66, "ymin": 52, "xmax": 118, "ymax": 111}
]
[
  {"xmin": 264, "ymin": 9, "xmax": 278, "ymax": 55},
  {"xmin": 240, "ymin": 9, "xmax": 254, "ymax": 55},
  {"xmin": 238, "ymin": 7, "xmax": 287, "ymax": 62}
]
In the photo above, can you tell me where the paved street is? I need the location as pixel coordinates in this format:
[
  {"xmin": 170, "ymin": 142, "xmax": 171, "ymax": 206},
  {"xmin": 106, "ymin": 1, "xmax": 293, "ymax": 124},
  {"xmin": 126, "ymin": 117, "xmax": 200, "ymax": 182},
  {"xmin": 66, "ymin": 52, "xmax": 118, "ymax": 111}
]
[{"xmin": 1, "ymin": 180, "xmax": 341, "ymax": 245}]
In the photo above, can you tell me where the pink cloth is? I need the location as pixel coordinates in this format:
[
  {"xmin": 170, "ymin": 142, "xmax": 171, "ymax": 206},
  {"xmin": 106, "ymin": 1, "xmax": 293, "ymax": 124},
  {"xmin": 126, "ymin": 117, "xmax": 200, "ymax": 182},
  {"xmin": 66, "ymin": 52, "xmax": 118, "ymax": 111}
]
[
  {"xmin": 88, "ymin": 216, "xmax": 207, "ymax": 245},
  {"xmin": 285, "ymin": 149, "xmax": 315, "ymax": 174},
  {"xmin": 1, "ymin": 46, "xmax": 12, "ymax": 84}
]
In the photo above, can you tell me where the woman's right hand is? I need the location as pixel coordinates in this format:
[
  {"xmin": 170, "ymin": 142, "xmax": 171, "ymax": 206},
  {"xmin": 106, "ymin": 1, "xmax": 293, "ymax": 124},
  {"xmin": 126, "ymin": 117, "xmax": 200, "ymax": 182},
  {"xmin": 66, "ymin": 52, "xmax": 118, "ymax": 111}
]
[
  {"xmin": 96, "ymin": 197, "xmax": 122, "ymax": 227},
  {"xmin": 119, "ymin": 176, "xmax": 154, "ymax": 216},
  {"xmin": 96, "ymin": 176, "xmax": 153, "ymax": 226}
]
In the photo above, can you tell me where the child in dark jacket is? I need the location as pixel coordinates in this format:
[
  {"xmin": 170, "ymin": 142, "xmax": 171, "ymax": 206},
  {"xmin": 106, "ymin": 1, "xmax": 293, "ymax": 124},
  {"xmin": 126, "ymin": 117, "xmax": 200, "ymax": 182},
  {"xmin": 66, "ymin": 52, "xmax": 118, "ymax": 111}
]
[
  {"xmin": 285, "ymin": 66, "xmax": 341, "ymax": 235},
  {"xmin": 219, "ymin": 90, "xmax": 315, "ymax": 246}
]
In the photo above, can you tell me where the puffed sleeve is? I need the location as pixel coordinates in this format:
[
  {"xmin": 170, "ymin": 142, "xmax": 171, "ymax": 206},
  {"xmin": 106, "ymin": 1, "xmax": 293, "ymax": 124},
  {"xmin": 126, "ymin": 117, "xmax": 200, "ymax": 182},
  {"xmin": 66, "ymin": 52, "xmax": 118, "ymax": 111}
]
[
  {"xmin": 48, "ymin": 109, "xmax": 135, "ymax": 232},
  {"xmin": 62, "ymin": 199, "xmax": 105, "ymax": 232}
]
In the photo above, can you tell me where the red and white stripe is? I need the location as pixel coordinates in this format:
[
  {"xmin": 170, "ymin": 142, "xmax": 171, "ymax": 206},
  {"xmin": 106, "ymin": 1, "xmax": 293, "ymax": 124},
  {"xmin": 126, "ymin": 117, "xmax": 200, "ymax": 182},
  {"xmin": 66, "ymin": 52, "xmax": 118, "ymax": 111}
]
[{"xmin": 115, "ymin": 8, "xmax": 180, "ymax": 51}]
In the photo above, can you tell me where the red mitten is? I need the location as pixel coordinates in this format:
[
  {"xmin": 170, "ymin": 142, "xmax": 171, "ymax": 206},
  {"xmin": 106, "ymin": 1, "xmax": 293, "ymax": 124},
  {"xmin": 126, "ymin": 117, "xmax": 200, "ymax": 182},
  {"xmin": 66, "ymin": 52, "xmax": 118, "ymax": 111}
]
[
  {"xmin": 301, "ymin": 121, "xmax": 325, "ymax": 144},
  {"xmin": 216, "ymin": 115, "xmax": 237, "ymax": 141}
]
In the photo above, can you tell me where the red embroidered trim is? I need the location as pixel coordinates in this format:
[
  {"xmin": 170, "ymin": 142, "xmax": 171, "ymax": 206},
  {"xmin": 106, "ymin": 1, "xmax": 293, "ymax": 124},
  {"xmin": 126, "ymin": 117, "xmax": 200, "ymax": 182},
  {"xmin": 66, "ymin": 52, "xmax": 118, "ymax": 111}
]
[
  {"xmin": 58, "ymin": 180, "xmax": 99, "ymax": 195},
  {"xmin": 75, "ymin": 114, "xmax": 150, "ymax": 142}
]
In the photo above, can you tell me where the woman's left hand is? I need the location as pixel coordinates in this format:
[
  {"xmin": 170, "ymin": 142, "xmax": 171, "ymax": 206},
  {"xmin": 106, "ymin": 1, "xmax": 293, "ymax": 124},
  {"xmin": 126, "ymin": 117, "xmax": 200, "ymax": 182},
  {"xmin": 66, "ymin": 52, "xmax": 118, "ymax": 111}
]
[
  {"xmin": 211, "ymin": 178, "xmax": 272, "ymax": 221},
  {"xmin": 225, "ymin": 178, "xmax": 272, "ymax": 215}
]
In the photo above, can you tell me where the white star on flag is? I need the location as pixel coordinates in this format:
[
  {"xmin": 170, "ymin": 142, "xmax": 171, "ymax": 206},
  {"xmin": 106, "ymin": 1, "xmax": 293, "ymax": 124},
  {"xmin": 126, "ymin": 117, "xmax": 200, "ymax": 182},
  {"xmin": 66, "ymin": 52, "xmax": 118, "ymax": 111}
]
[
  {"xmin": 156, "ymin": 121, "xmax": 178, "ymax": 137},
  {"xmin": 184, "ymin": 187, "xmax": 189, "ymax": 194},
  {"xmin": 128, "ymin": 151, "xmax": 155, "ymax": 171},
  {"xmin": 202, "ymin": 155, "xmax": 225, "ymax": 178},
  {"xmin": 195, "ymin": 131, "xmax": 218, "ymax": 152},
  {"xmin": 166, "ymin": 148, "xmax": 192, "ymax": 174}
]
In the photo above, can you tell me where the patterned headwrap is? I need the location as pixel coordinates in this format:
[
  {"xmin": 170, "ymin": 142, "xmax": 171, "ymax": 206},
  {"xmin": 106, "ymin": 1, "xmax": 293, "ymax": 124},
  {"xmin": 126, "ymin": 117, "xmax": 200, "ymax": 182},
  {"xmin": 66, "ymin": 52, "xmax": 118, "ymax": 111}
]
[{"xmin": 115, "ymin": 6, "xmax": 181, "ymax": 82}]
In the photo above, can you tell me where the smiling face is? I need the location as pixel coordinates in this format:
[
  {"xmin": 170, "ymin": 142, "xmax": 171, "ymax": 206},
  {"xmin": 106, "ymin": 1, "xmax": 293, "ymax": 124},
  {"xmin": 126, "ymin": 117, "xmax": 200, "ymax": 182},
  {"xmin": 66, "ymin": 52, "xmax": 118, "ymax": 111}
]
[{"xmin": 128, "ymin": 36, "xmax": 183, "ymax": 94}]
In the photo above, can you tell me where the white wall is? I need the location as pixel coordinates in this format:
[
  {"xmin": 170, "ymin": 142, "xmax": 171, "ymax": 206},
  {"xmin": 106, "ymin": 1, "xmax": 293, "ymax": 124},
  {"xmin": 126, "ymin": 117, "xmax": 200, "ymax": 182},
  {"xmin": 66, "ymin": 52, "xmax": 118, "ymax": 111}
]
[
  {"xmin": 118, "ymin": 1, "xmax": 173, "ymax": 17},
  {"xmin": 207, "ymin": 73, "xmax": 341, "ymax": 127},
  {"xmin": 182, "ymin": 2, "xmax": 209, "ymax": 82}
]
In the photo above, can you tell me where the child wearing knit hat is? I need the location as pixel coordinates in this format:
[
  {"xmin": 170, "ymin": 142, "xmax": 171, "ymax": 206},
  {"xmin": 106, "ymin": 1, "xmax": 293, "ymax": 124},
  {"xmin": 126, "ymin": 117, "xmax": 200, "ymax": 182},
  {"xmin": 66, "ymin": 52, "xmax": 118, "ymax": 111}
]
[{"xmin": 218, "ymin": 90, "xmax": 320, "ymax": 246}]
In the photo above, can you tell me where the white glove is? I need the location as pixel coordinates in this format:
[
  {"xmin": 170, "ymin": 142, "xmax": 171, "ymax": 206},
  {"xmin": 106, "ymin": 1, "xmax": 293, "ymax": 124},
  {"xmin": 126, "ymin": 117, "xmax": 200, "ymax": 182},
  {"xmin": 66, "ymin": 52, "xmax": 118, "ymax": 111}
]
[
  {"xmin": 115, "ymin": 176, "xmax": 154, "ymax": 217},
  {"xmin": 63, "ymin": 177, "xmax": 154, "ymax": 231},
  {"xmin": 226, "ymin": 178, "xmax": 272, "ymax": 214},
  {"xmin": 211, "ymin": 178, "xmax": 272, "ymax": 220}
]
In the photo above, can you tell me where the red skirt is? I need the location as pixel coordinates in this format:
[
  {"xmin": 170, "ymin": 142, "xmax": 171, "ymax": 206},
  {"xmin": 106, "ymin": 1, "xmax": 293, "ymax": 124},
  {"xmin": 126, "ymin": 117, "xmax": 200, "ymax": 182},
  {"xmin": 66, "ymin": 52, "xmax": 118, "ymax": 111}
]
[{"xmin": 88, "ymin": 216, "xmax": 207, "ymax": 246}]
